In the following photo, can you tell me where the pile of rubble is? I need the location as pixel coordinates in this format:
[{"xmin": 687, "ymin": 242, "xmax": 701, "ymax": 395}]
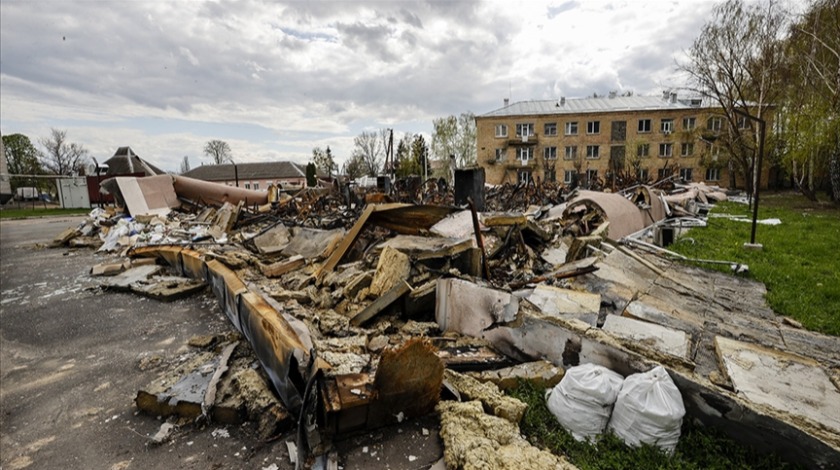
[{"xmin": 52, "ymin": 173, "xmax": 839, "ymax": 469}]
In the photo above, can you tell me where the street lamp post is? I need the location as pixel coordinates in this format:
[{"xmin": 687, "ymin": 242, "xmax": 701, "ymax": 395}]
[{"xmin": 733, "ymin": 108, "xmax": 766, "ymax": 248}]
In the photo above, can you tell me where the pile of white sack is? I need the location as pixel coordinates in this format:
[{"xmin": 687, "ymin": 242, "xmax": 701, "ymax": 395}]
[{"xmin": 546, "ymin": 364, "xmax": 686, "ymax": 453}]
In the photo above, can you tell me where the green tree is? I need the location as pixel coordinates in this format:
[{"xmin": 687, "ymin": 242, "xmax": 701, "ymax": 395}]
[
  {"xmin": 781, "ymin": 0, "xmax": 840, "ymax": 201},
  {"xmin": 39, "ymin": 128, "xmax": 90, "ymax": 175},
  {"xmin": 680, "ymin": 0, "xmax": 787, "ymax": 193},
  {"xmin": 342, "ymin": 154, "xmax": 367, "ymax": 180},
  {"xmin": 204, "ymin": 139, "xmax": 233, "ymax": 164},
  {"xmin": 305, "ymin": 162, "xmax": 317, "ymax": 187},
  {"xmin": 431, "ymin": 112, "xmax": 476, "ymax": 180},
  {"xmin": 412, "ymin": 134, "xmax": 429, "ymax": 180},
  {"xmin": 395, "ymin": 132, "xmax": 421, "ymax": 178},
  {"xmin": 2, "ymin": 133, "xmax": 44, "ymax": 189},
  {"xmin": 312, "ymin": 145, "xmax": 337, "ymax": 178}
]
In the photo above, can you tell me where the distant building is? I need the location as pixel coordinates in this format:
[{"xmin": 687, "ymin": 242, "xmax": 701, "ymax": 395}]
[
  {"xmin": 475, "ymin": 93, "xmax": 770, "ymax": 189},
  {"xmin": 182, "ymin": 161, "xmax": 308, "ymax": 190}
]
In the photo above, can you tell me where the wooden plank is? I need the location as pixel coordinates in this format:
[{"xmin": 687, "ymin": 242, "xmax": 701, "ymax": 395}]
[
  {"xmin": 350, "ymin": 281, "xmax": 411, "ymax": 327},
  {"xmin": 260, "ymin": 255, "xmax": 305, "ymax": 278}
]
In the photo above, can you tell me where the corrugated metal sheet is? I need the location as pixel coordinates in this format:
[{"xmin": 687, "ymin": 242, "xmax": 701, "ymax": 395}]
[{"xmin": 480, "ymin": 96, "xmax": 709, "ymax": 118}]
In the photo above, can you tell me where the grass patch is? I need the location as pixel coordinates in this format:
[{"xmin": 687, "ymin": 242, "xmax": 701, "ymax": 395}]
[
  {"xmin": 509, "ymin": 380, "xmax": 800, "ymax": 469},
  {"xmin": 0, "ymin": 207, "xmax": 91, "ymax": 219},
  {"xmin": 668, "ymin": 192, "xmax": 840, "ymax": 336}
]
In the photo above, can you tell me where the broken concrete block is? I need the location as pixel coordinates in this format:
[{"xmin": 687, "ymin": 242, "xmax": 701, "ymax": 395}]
[
  {"xmin": 436, "ymin": 400, "xmax": 575, "ymax": 470},
  {"xmin": 443, "ymin": 369, "xmax": 527, "ymax": 423},
  {"xmin": 253, "ymin": 223, "xmax": 292, "ymax": 255},
  {"xmin": 369, "ymin": 246, "xmax": 411, "ymax": 296},
  {"xmin": 468, "ymin": 361, "xmax": 565, "ymax": 391},
  {"xmin": 436, "ymin": 278, "xmax": 518, "ymax": 337},
  {"xmin": 150, "ymin": 422, "xmax": 176, "ymax": 445},
  {"xmin": 282, "ymin": 227, "xmax": 345, "ymax": 260},
  {"xmin": 129, "ymin": 276, "xmax": 207, "ymax": 302},
  {"xmin": 602, "ymin": 315, "xmax": 690, "ymax": 361},
  {"xmin": 102, "ymin": 264, "xmax": 162, "ymax": 290},
  {"xmin": 526, "ymin": 284, "xmax": 600, "ymax": 326},
  {"xmin": 343, "ymin": 272, "xmax": 373, "ymax": 300},
  {"xmin": 51, "ymin": 227, "xmax": 80, "ymax": 247},
  {"xmin": 715, "ymin": 336, "xmax": 840, "ymax": 440}
]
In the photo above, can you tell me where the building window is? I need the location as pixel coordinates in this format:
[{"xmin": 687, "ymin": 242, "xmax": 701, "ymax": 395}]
[
  {"xmin": 587, "ymin": 121, "xmax": 601, "ymax": 134},
  {"xmin": 659, "ymin": 143, "xmax": 673, "ymax": 157},
  {"xmin": 707, "ymin": 116, "xmax": 723, "ymax": 132},
  {"xmin": 737, "ymin": 116, "xmax": 750, "ymax": 129},
  {"xmin": 708, "ymin": 144, "xmax": 721, "ymax": 161},
  {"xmin": 586, "ymin": 145, "xmax": 600, "ymax": 159},
  {"xmin": 636, "ymin": 144, "xmax": 650, "ymax": 158},
  {"xmin": 565, "ymin": 122, "xmax": 578, "ymax": 135},
  {"xmin": 564, "ymin": 145, "xmax": 578, "ymax": 160},
  {"xmin": 658, "ymin": 168, "xmax": 674, "ymax": 179},
  {"xmin": 544, "ymin": 146, "xmax": 557, "ymax": 160},
  {"xmin": 586, "ymin": 169, "xmax": 598, "ymax": 183},
  {"xmin": 253, "ymin": 183, "xmax": 260, "ymax": 190},
  {"xmin": 680, "ymin": 168, "xmax": 693, "ymax": 181},
  {"xmin": 544, "ymin": 123, "xmax": 557, "ymax": 136},
  {"xmin": 681, "ymin": 142, "xmax": 694, "ymax": 156},
  {"xmin": 517, "ymin": 147, "xmax": 533, "ymax": 160},
  {"xmin": 244, "ymin": 183, "xmax": 251, "ymax": 189},
  {"xmin": 545, "ymin": 169, "xmax": 556, "ymax": 182},
  {"xmin": 661, "ymin": 119, "xmax": 674, "ymax": 134},
  {"xmin": 495, "ymin": 124, "xmax": 508, "ymax": 138},
  {"xmin": 683, "ymin": 117, "xmax": 696, "ymax": 130},
  {"xmin": 495, "ymin": 148, "xmax": 506, "ymax": 161},
  {"xmin": 516, "ymin": 123, "xmax": 534, "ymax": 137},
  {"xmin": 564, "ymin": 170, "xmax": 575, "ymax": 184},
  {"xmin": 518, "ymin": 170, "xmax": 531, "ymax": 184},
  {"xmin": 705, "ymin": 168, "xmax": 720, "ymax": 181},
  {"xmin": 637, "ymin": 168, "xmax": 649, "ymax": 181},
  {"xmin": 638, "ymin": 119, "xmax": 652, "ymax": 133}
]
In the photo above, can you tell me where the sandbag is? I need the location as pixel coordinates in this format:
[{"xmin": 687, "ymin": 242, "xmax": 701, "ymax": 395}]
[
  {"xmin": 608, "ymin": 365, "xmax": 686, "ymax": 453},
  {"xmin": 546, "ymin": 363, "xmax": 624, "ymax": 441}
]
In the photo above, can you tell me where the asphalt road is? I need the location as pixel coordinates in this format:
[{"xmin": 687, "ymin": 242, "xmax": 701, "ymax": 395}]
[{"xmin": 0, "ymin": 217, "xmax": 442, "ymax": 470}]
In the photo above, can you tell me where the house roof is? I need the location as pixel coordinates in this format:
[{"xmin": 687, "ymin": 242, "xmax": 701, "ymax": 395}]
[
  {"xmin": 104, "ymin": 147, "xmax": 166, "ymax": 176},
  {"xmin": 182, "ymin": 161, "xmax": 307, "ymax": 181},
  {"xmin": 479, "ymin": 95, "xmax": 711, "ymax": 118}
]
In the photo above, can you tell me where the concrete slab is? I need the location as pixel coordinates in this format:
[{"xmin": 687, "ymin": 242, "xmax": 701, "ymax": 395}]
[
  {"xmin": 602, "ymin": 315, "xmax": 691, "ymax": 360},
  {"xmin": 715, "ymin": 336, "xmax": 840, "ymax": 436},
  {"xmin": 527, "ymin": 284, "xmax": 600, "ymax": 326}
]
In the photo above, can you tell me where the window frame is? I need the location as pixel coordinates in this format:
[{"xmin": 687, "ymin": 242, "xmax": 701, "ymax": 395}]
[
  {"xmin": 661, "ymin": 119, "xmax": 674, "ymax": 134},
  {"xmin": 495, "ymin": 124, "xmax": 508, "ymax": 138},
  {"xmin": 495, "ymin": 148, "xmax": 506, "ymax": 161},
  {"xmin": 586, "ymin": 145, "xmax": 600, "ymax": 159},
  {"xmin": 586, "ymin": 121, "xmax": 601, "ymax": 135},
  {"xmin": 707, "ymin": 116, "xmax": 723, "ymax": 132},
  {"xmin": 564, "ymin": 145, "xmax": 578, "ymax": 160},
  {"xmin": 683, "ymin": 116, "xmax": 696, "ymax": 131},
  {"xmin": 679, "ymin": 168, "xmax": 693, "ymax": 182},
  {"xmin": 517, "ymin": 147, "xmax": 533, "ymax": 161},
  {"xmin": 638, "ymin": 119, "xmax": 652, "ymax": 133},
  {"xmin": 705, "ymin": 168, "xmax": 720, "ymax": 181},
  {"xmin": 516, "ymin": 123, "xmax": 535, "ymax": 137},
  {"xmin": 680, "ymin": 142, "xmax": 694, "ymax": 157},
  {"xmin": 659, "ymin": 143, "xmax": 673, "ymax": 158},
  {"xmin": 636, "ymin": 143, "xmax": 650, "ymax": 158},
  {"xmin": 563, "ymin": 170, "xmax": 575, "ymax": 184},
  {"xmin": 637, "ymin": 168, "xmax": 649, "ymax": 181},
  {"xmin": 544, "ymin": 122, "xmax": 558, "ymax": 136},
  {"xmin": 544, "ymin": 146, "xmax": 557, "ymax": 160},
  {"xmin": 565, "ymin": 121, "xmax": 579, "ymax": 136}
]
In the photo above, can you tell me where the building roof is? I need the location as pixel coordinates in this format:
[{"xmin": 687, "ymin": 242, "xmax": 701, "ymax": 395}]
[
  {"xmin": 104, "ymin": 147, "xmax": 166, "ymax": 176},
  {"xmin": 479, "ymin": 95, "xmax": 710, "ymax": 118},
  {"xmin": 182, "ymin": 161, "xmax": 306, "ymax": 181}
]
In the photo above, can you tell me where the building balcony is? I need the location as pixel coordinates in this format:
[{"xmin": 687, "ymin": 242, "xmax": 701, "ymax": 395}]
[
  {"xmin": 508, "ymin": 134, "xmax": 538, "ymax": 146},
  {"xmin": 505, "ymin": 159, "xmax": 537, "ymax": 169}
]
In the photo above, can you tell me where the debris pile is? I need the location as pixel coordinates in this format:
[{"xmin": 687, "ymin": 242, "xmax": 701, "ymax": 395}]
[{"xmin": 49, "ymin": 173, "xmax": 840, "ymax": 469}]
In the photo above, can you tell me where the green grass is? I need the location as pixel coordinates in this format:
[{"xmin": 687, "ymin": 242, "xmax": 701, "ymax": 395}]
[
  {"xmin": 0, "ymin": 207, "xmax": 91, "ymax": 219},
  {"xmin": 667, "ymin": 192, "xmax": 840, "ymax": 336},
  {"xmin": 509, "ymin": 380, "xmax": 800, "ymax": 469}
]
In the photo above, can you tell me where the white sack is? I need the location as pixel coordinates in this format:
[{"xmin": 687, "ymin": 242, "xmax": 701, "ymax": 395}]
[
  {"xmin": 608, "ymin": 365, "xmax": 686, "ymax": 453},
  {"xmin": 546, "ymin": 363, "xmax": 624, "ymax": 441}
]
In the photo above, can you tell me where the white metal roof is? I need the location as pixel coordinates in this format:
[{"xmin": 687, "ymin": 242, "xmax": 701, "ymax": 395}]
[{"xmin": 479, "ymin": 95, "xmax": 710, "ymax": 118}]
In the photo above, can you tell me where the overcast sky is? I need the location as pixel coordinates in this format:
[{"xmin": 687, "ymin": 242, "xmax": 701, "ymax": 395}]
[{"xmin": 1, "ymin": 0, "xmax": 720, "ymax": 172}]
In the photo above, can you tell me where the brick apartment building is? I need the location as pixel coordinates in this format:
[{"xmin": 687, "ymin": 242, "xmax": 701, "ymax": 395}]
[{"xmin": 475, "ymin": 93, "xmax": 768, "ymax": 188}]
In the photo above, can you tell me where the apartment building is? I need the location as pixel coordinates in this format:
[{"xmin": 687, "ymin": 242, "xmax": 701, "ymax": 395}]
[{"xmin": 475, "ymin": 93, "xmax": 766, "ymax": 188}]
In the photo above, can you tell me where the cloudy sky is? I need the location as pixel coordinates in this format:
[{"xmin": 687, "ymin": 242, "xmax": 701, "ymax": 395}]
[{"xmin": 1, "ymin": 0, "xmax": 719, "ymax": 172}]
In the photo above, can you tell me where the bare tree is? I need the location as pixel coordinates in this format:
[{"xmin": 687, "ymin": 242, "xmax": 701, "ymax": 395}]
[
  {"xmin": 342, "ymin": 154, "xmax": 367, "ymax": 180},
  {"xmin": 352, "ymin": 131, "xmax": 382, "ymax": 176},
  {"xmin": 680, "ymin": 0, "xmax": 787, "ymax": 194},
  {"xmin": 312, "ymin": 146, "xmax": 337, "ymax": 178},
  {"xmin": 179, "ymin": 156, "xmax": 191, "ymax": 174},
  {"xmin": 39, "ymin": 128, "xmax": 89, "ymax": 175},
  {"xmin": 204, "ymin": 140, "xmax": 233, "ymax": 164}
]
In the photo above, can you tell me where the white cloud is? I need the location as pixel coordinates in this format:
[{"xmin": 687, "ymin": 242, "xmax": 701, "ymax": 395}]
[{"xmin": 1, "ymin": 0, "xmax": 719, "ymax": 171}]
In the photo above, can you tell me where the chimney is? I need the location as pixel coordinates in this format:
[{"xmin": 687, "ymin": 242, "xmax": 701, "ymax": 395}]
[
  {"xmin": 609, "ymin": 91, "xmax": 617, "ymax": 99},
  {"xmin": 560, "ymin": 96, "xmax": 566, "ymax": 106},
  {"xmin": 670, "ymin": 92, "xmax": 678, "ymax": 103},
  {"xmin": 662, "ymin": 90, "xmax": 670, "ymax": 100},
  {"xmin": 503, "ymin": 98, "xmax": 509, "ymax": 107}
]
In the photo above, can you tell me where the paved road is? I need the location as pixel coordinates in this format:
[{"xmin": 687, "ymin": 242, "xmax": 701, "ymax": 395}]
[{"xmin": 0, "ymin": 217, "xmax": 441, "ymax": 470}]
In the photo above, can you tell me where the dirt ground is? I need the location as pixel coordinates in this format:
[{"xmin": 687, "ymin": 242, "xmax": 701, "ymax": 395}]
[{"xmin": 0, "ymin": 216, "xmax": 443, "ymax": 470}]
